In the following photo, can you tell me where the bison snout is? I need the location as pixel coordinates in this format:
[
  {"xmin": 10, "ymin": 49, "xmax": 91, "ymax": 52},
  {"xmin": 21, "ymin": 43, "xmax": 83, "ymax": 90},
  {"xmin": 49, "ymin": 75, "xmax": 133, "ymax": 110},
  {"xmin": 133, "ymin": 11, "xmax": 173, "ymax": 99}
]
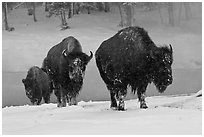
[{"xmin": 69, "ymin": 70, "xmax": 84, "ymax": 82}]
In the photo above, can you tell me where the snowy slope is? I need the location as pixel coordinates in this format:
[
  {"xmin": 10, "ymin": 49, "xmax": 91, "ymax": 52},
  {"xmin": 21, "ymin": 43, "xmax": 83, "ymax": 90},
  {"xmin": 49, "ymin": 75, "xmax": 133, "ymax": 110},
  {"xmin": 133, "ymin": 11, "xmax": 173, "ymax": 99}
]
[{"xmin": 2, "ymin": 92, "xmax": 202, "ymax": 135}]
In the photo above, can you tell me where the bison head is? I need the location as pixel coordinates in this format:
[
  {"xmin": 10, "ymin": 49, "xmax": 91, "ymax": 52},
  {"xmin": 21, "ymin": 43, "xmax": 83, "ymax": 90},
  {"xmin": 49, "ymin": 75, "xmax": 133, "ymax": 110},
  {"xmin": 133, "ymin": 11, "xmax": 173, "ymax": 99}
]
[
  {"xmin": 22, "ymin": 78, "xmax": 38, "ymax": 104},
  {"xmin": 151, "ymin": 44, "xmax": 173, "ymax": 93},
  {"xmin": 62, "ymin": 50, "xmax": 93, "ymax": 82}
]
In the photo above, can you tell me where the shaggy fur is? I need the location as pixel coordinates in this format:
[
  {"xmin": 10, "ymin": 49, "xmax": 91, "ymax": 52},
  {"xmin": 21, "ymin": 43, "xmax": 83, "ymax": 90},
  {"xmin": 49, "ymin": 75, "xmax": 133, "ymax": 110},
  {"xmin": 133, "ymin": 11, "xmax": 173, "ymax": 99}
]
[
  {"xmin": 22, "ymin": 66, "xmax": 52, "ymax": 105},
  {"xmin": 95, "ymin": 26, "xmax": 173, "ymax": 110},
  {"xmin": 42, "ymin": 36, "xmax": 93, "ymax": 107}
]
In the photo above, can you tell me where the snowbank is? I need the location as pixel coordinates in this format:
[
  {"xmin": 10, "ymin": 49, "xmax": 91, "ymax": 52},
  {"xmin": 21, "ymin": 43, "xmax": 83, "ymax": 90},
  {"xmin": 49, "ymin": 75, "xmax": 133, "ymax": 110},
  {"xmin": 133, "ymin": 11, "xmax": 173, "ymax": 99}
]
[{"xmin": 2, "ymin": 93, "xmax": 202, "ymax": 135}]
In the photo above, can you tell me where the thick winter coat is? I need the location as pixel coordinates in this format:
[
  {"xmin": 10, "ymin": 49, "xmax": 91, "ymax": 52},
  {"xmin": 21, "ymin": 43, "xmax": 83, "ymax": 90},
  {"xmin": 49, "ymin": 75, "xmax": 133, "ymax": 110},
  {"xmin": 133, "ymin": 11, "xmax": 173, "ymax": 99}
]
[
  {"xmin": 95, "ymin": 26, "xmax": 173, "ymax": 110},
  {"xmin": 43, "ymin": 36, "xmax": 93, "ymax": 107}
]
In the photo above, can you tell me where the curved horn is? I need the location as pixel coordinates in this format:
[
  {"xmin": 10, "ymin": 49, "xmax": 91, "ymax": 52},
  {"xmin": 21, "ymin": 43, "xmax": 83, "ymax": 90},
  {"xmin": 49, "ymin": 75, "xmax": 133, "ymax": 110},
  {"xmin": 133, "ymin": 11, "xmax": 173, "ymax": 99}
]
[
  {"xmin": 89, "ymin": 51, "xmax": 93, "ymax": 60},
  {"xmin": 169, "ymin": 44, "xmax": 173, "ymax": 52},
  {"xmin": 62, "ymin": 49, "xmax": 67, "ymax": 57}
]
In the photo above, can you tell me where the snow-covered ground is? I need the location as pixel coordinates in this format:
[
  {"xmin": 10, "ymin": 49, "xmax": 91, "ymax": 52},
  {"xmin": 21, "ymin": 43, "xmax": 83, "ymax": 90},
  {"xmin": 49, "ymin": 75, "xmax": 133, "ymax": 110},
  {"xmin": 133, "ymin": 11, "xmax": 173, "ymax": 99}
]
[{"xmin": 2, "ymin": 91, "xmax": 202, "ymax": 135}]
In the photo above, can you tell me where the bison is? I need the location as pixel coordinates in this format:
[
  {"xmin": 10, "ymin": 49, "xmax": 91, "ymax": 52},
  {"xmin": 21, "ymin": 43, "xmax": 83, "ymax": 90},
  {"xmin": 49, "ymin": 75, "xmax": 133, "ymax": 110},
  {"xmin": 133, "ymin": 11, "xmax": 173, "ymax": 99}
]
[
  {"xmin": 42, "ymin": 36, "xmax": 93, "ymax": 107},
  {"xmin": 95, "ymin": 26, "xmax": 173, "ymax": 111},
  {"xmin": 22, "ymin": 66, "xmax": 52, "ymax": 105}
]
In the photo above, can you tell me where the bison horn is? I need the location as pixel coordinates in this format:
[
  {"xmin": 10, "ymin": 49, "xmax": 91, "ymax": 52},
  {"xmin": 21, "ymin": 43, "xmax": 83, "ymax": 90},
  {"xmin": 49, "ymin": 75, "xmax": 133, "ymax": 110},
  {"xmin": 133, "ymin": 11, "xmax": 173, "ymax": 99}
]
[
  {"xmin": 62, "ymin": 49, "xmax": 67, "ymax": 57},
  {"xmin": 169, "ymin": 44, "xmax": 173, "ymax": 52},
  {"xmin": 89, "ymin": 51, "xmax": 93, "ymax": 60}
]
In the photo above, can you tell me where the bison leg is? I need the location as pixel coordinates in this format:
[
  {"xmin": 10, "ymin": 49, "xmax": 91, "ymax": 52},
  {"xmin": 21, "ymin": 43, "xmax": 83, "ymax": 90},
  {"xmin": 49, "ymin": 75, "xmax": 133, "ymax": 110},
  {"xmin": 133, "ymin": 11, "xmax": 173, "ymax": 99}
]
[
  {"xmin": 55, "ymin": 88, "xmax": 63, "ymax": 107},
  {"xmin": 72, "ymin": 96, "xmax": 78, "ymax": 105},
  {"xmin": 56, "ymin": 95, "xmax": 62, "ymax": 107},
  {"xmin": 137, "ymin": 84, "xmax": 148, "ymax": 109},
  {"xmin": 117, "ymin": 90, "xmax": 127, "ymax": 111},
  {"xmin": 67, "ymin": 95, "xmax": 72, "ymax": 106},
  {"xmin": 36, "ymin": 97, "xmax": 42, "ymax": 105},
  {"xmin": 43, "ymin": 92, "xmax": 50, "ymax": 103},
  {"xmin": 61, "ymin": 95, "xmax": 66, "ymax": 107},
  {"xmin": 110, "ymin": 92, "xmax": 117, "ymax": 109}
]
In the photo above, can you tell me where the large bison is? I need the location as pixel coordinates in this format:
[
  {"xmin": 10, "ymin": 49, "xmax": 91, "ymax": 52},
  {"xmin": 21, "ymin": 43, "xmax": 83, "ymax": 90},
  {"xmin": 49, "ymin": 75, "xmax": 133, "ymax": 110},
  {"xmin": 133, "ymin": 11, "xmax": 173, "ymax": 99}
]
[
  {"xmin": 95, "ymin": 26, "xmax": 173, "ymax": 110},
  {"xmin": 22, "ymin": 66, "xmax": 52, "ymax": 105},
  {"xmin": 42, "ymin": 36, "xmax": 93, "ymax": 107}
]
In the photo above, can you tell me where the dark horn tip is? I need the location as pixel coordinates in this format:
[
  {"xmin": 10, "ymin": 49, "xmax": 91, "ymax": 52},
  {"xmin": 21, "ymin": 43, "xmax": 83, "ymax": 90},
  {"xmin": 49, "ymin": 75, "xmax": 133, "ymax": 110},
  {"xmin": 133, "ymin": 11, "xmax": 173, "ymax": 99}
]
[
  {"xmin": 90, "ymin": 51, "xmax": 93, "ymax": 58},
  {"xmin": 169, "ymin": 44, "xmax": 173, "ymax": 52}
]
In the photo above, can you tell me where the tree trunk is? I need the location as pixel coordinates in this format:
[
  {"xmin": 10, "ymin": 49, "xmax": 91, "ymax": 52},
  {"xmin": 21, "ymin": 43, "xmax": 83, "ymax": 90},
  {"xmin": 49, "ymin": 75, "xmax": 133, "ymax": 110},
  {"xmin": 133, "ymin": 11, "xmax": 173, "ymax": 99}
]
[
  {"xmin": 68, "ymin": 2, "xmax": 74, "ymax": 18},
  {"xmin": 32, "ymin": 2, "xmax": 37, "ymax": 22},
  {"xmin": 63, "ymin": 10, "xmax": 67, "ymax": 25},
  {"xmin": 3, "ymin": 2, "xmax": 9, "ymax": 30},
  {"xmin": 168, "ymin": 2, "xmax": 174, "ymax": 26},
  {"xmin": 178, "ymin": 3, "xmax": 183, "ymax": 24},
  {"xmin": 71, "ymin": 2, "xmax": 74, "ymax": 17},
  {"xmin": 125, "ymin": 4, "xmax": 134, "ymax": 27},
  {"xmin": 87, "ymin": 6, "xmax": 91, "ymax": 14},
  {"xmin": 158, "ymin": 3, "xmax": 164, "ymax": 24},
  {"xmin": 75, "ymin": 3, "xmax": 80, "ymax": 14},
  {"xmin": 184, "ymin": 2, "xmax": 192, "ymax": 20},
  {"xmin": 104, "ymin": 2, "xmax": 110, "ymax": 12},
  {"xmin": 45, "ymin": 2, "xmax": 48, "ymax": 12},
  {"xmin": 60, "ymin": 11, "xmax": 65, "ymax": 27},
  {"xmin": 118, "ymin": 3, "xmax": 125, "ymax": 27},
  {"xmin": 96, "ymin": 2, "xmax": 104, "ymax": 11}
]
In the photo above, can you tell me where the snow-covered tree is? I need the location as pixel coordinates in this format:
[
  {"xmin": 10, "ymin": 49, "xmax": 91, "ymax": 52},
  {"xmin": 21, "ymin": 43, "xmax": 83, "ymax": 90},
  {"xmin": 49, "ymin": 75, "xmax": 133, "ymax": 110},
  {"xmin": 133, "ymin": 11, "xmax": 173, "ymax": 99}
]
[
  {"xmin": 48, "ymin": 2, "xmax": 70, "ymax": 30},
  {"xmin": 2, "ymin": 2, "xmax": 15, "ymax": 31}
]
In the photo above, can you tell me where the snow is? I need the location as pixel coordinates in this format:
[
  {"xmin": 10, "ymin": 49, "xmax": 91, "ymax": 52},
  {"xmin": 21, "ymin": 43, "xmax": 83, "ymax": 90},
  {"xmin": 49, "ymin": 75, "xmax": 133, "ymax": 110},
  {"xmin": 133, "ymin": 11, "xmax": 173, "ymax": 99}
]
[{"xmin": 2, "ymin": 92, "xmax": 202, "ymax": 135}]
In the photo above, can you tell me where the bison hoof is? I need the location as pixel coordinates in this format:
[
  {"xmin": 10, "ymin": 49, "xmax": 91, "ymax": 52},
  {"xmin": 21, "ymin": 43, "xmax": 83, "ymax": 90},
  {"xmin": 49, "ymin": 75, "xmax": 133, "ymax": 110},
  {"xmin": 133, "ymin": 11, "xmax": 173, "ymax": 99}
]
[
  {"xmin": 110, "ymin": 103, "xmax": 117, "ymax": 108},
  {"xmin": 57, "ymin": 103, "xmax": 61, "ymax": 107},
  {"xmin": 57, "ymin": 103, "xmax": 66, "ymax": 107},
  {"xmin": 110, "ymin": 106, "xmax": 118, "ymax": 110},
  {"xmin": 117, "ymin": 105, "xmax": 125, "ymax": 111},
  {"xmin": 68, "ymin": 102, "xmax": 72, "ymax": 106},
  {"xmin": 140, "ymin": 103, "xmax": 148, "ymax": 109}
]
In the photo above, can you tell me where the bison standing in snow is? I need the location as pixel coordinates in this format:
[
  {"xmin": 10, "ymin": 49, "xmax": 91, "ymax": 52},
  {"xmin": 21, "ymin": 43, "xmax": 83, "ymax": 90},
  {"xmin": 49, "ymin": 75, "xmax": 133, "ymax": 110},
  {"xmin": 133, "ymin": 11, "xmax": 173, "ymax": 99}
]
[
  {"xmin": 22, "ymin": 66, "xmax": 52, "ymax": 105},
  {"xmin": 95, "ymin": 26, "xmax": 173, "ymax": 110},
  {"xmin": 42, "ymin": 36, "xmax": 93, "ymax": 107}
]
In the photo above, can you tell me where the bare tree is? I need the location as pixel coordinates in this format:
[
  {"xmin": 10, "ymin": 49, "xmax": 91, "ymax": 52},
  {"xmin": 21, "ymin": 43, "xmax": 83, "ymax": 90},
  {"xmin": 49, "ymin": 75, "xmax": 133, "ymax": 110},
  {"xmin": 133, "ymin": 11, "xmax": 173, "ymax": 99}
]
[
  {"xmin": 168, "ymin": 2, "xmax": 174, "ymax": 26},
  {"xmin": 3, "ymin": 2, "xmax": 9, "ymax": 30},
  {"xmin": 45, "ymin": 2, "xmax": 49, "ymax": 12},
  {"xmin": 96, "ymin": 2, "xmax": 104, "ymax": 11},
  {"xmin": 2, "ymin": 2, "xmax": 14, "ymax": 31},
  {"xmin": 158, "ymin": 3, "xmax": 164, "ymax": 24},
  {"xmin": 184, "ymin": 2, "xmax": 192, "ymax": 20},
  {"xmin": 104, "ymin": 2, "xmax": 110, "ymax": 12},
  {"xmin": 125, "ymin": 4, "xmax": 134, "ymax": 26},
  {"xmin": 48, "ymin": 2, "xmax": 70, "ymax": 30},
  {"xmin": 118, "ymin": 3, "xmax": 126, "ymax": 27},
  {"xmin": 32, "ymin": 2, "xmax": 37, "ymax": 22},
  {"xmin": 68, "ymin": 2, "xmax": 74, "ymax": 18}
]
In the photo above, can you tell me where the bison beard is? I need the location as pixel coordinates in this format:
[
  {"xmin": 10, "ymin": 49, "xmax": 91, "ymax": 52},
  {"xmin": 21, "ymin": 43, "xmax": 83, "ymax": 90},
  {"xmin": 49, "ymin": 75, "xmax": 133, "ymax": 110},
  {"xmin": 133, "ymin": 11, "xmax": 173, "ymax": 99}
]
[
  {"xmin": 22, "ymin": 66, "xmax": 52, "ymax": 105},
  {"xmin": 95, "ymin": 26, "xmax": 173, "ymax": 111},
  {"xmin": 43, "ymin": 36, "xmax": 93, "ymax": 107}
]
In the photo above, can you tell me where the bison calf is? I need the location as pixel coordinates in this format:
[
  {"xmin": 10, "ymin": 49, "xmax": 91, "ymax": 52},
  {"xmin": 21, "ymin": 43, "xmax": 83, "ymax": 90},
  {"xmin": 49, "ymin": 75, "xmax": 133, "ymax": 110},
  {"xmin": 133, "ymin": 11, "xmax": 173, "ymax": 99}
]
[
  {"xmin": 22, "ymin": 66, "xmax": 52, "ymax": 105},
  {"xmin": 95, "ymin": 26, "xmax": 173, "ymax": 111}
]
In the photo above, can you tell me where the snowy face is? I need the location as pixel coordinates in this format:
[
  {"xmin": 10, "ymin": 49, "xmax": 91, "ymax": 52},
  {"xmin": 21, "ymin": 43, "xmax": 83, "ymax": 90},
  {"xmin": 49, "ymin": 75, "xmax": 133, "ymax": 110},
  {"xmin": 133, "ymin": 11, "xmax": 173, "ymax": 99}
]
[
  {"xmin": 68, "ymin": 58, "xmax": 86, "ymax": 82},
  {"xmin": 22, "ymin": 79, "xmax": 35, "ymax": 102},
  {"xmin": 154, "ymin": 52, "xmax": 173, "ymax": 93}
]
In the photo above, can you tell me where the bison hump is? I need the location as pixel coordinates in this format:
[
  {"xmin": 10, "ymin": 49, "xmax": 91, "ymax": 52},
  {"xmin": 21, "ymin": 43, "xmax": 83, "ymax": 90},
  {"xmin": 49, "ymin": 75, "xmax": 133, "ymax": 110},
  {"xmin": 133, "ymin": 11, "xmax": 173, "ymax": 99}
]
[
  {"xmin": 116, "ymin": 26, "xmax": 154, "ymax": 49},
  {"xmin": 62, "ymin": 36, "xmax": 82, "ymax": 53}
]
